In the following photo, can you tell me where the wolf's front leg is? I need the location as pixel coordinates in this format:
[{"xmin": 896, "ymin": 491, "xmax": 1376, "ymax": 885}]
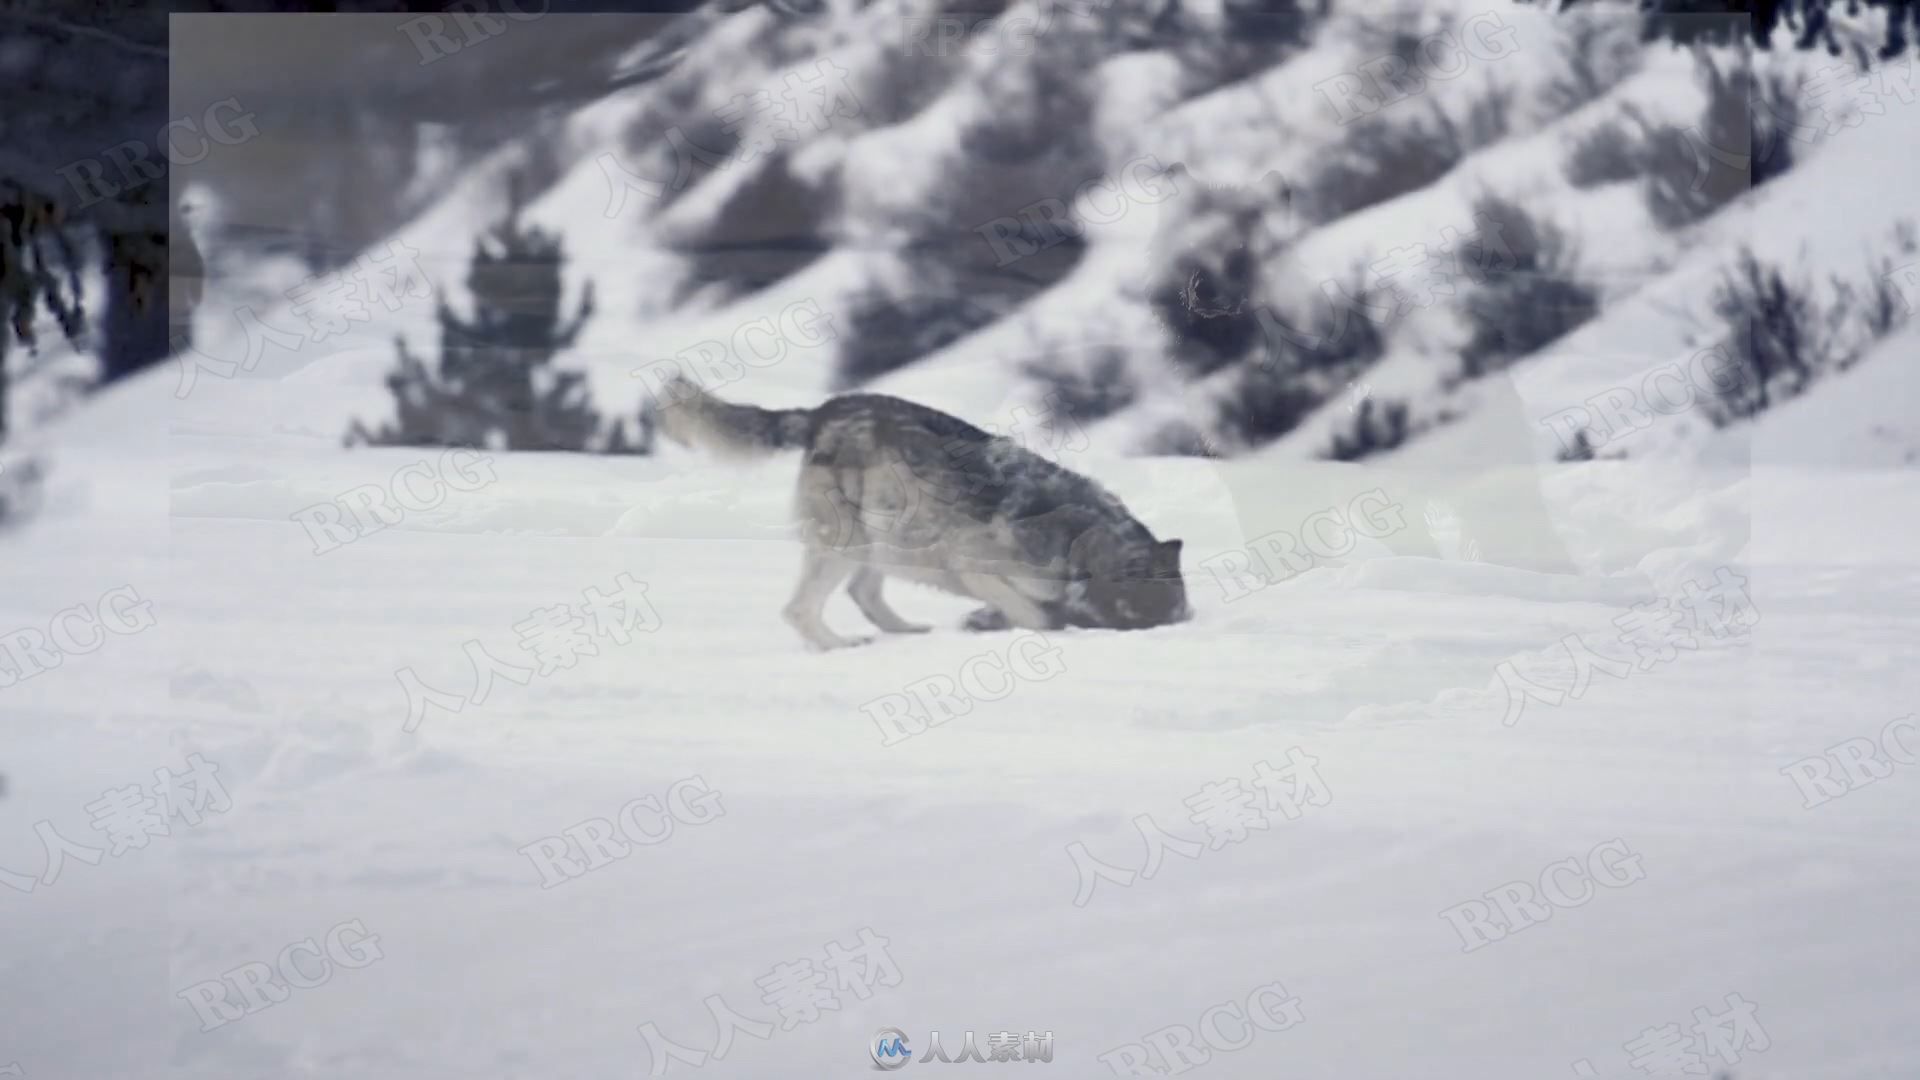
[
  {"xmin": 957, "ymin": 573, "xmax": 1055, "ymax": 631},
  {"xmin": 784, "ymin": 548, "xmax": 870, "ymax": 650},
  {"xmin": 848, "ymin": 567, "xmax": 931, "ymax": 634},
  {"xmin": 964, "ymin": 602, "xmax": 1071, "ymax": 632}
]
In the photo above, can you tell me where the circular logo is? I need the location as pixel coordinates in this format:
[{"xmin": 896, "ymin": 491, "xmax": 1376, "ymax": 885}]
[{"xmin": 869, "ymin": 1027, "xmax": 913, "ymax": 1070}]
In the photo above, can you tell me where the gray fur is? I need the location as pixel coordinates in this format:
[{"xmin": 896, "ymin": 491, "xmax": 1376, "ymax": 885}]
[
  {"xmin": 655, "ymin": 376, "xmax": 1192, "ymax": 649},
  {"xmin": 653, "ymin": 380, "xmax": 812, "ymax": 460}
]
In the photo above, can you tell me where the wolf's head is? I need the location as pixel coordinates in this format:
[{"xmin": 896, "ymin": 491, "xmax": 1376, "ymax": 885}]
[{"xmin": 1063, "ymin": 530, "xmax": 1191, "ymax": 631}]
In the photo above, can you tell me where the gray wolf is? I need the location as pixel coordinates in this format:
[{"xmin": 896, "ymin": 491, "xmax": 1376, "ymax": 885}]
[{"xmin": 654, "ymin": 377, "xmax": 1191, "ymax": 650}]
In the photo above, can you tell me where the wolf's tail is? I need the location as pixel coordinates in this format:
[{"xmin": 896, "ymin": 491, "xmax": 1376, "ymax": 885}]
[{"xmin": 651, "ymin": 375, "xmax": 814, "ymax": 461}]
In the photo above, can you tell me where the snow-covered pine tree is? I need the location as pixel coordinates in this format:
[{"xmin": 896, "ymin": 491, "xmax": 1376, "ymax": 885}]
[
  {"xmin": 1528, "ymin": 0, "xmax": 1918, "ymax": 57},
  {"xmin": 0, "ymin": 181, "xmax": 86, "ymax": 526},
  {"xmin": 348, "ymin": 174, "xmax": 643, "ymax": 454}
]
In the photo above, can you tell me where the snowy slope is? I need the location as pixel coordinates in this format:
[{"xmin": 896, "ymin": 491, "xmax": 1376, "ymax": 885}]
[
  {"xmin": 164, "ymin": 1, "xmax": 1920, "ymax": 475},
  {"xmin": 1236, "ymin": 48, "xmax": 1699, "ymax": 464},
  {"xmin": 1387, "ymin": 48, "xmax": 1920, "ymax": 470},
  {"xmin": 1721, "ymin": 315, "xmax": 1920, "ymax": 468}
]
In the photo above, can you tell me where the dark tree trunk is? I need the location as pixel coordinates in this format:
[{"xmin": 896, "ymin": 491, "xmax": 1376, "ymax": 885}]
[{"xmin": 102, "ymin": 221, "xmax": 172, "ymax": 383}]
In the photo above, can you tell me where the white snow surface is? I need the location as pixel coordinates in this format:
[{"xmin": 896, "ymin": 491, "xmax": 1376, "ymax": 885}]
[{"xmin": 4, "ymin": 364, "xmax": 1919, "ymax": 1079}]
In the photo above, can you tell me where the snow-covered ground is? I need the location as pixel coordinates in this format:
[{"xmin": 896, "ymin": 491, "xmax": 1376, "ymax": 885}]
[{"xmin": 4, "ymin": 365, "xmax": 1918, "ymax": 1079}]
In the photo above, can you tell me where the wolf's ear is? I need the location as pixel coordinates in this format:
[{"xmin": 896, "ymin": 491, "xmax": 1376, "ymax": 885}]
[
  {"xmin": 1153, "ymin": 538, "xmax": 1183, "ymax": 572},
  {"xmin": 660, "ymin": 374, "xmax": 703, "ymax": 407}
]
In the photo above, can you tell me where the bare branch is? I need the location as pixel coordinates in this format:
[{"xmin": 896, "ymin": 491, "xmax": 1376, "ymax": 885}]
[{"xmin": 0, "ymin": 12, "xmax": 167, "ymax": 61}]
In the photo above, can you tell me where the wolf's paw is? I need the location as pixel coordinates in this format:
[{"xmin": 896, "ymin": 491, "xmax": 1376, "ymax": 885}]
[
  {"xmin": 962, "ymin": 607, "xmax": 1011, "ymax": 633},
  {"xmin": 799, "ymin": 630, "xmax": 873, "ymax": 651}
]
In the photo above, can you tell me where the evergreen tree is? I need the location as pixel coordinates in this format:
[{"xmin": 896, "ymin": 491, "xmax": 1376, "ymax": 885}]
[
  {"xmin": 1527, "ymin": 0, "xmax": 1919, "ymax": 56},
  {"xmin": 348, "ymin": 175, "xmax": 644, "ymax": 454},
  {"xmin": 1, "ymin": 181, "xmax": 88, "ymax": 444},
  {"xmin": 1, "ymin": 8, "xmax": 170, "ymax": 444}
]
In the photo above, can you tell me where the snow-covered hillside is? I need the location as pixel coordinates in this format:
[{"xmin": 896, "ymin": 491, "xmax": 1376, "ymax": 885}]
[
  {"xmin": 164, "ymin": 0, "xmax": 1919, "ymax": 472},
  {"xmin": 1726, "ymin": 315, "xmax": 1920, "ymax": 467}
]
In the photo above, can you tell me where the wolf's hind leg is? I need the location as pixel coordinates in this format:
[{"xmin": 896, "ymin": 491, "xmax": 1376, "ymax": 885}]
[
  {"xmin": 784, "ymin": 547, "xmax": 868, "ymax": 651},
  {"xmin": 957, "ymin": 573, "xmax": 1055, "ymax": 631},
  {"xmin": 848, "ymin": 567, "xmax": 931, "ymax": 634}
]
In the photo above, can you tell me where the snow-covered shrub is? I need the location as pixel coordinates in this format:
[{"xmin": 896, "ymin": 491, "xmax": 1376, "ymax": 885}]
[
  {"xmin": 834, "ymin": 281, "xmax": 1006, "ymax": 388},
  {"xmin": 1140, "ymin": 418, "xmax": 1219, "ymax": 458},
  {"xmin": 663, "ymin": 154, "xmax": 836, "ymax": 307},
  {"xmin": 853, "ymin": 2, "xmax": 980, "ymax": 126},
  {"xmin": 955, "ymin": 17, "xmax": 1103, "ymax": 167},
  {"xmin": 1296, "ymin": 110, "xmax": 1454, "ymax": 223},
  {"xmin": 1021, "ymin": 345, "xmax": 1137, "ymax": 424},
  {"xmin": 1145, "ymin": 169, "xmax": 1297, "ymax": 378},
  {"xmin": 626, "ymin": 108, "xmax": 741, "ymax": 217},
  {"xmin": 1637, "ymin": 126, "xmax": 1741, "ymax": 230},
  {"xmin": 1168, "ymin": 0, "xmax": 1323, "ymax": 88},
  {"xmin": 1218, "ymin": 367, "xmax": 1322, "ymax": 447},
  {"xmin": 1563, "ymin": 116, "xmax": 1645, "ymax": 187},
  {"xmin": 1566, "ymin": 51, "xmax": 1802, "ymax": 199},
  {"xmin": 1844, "ymin": 220, "xmax": 1920, "ymax": 342},
  {"xmin": 1641, "ymin": 50, "xmax": 1804, "ymax": 228},
  {"xmin": 1148, "ymin": 199, "xmax": 1265, "ymax": 377},
  {"xmin": 1706, "ymin": 224, "xmax": 1919, "ymax": 424},
  {"xmin": 1217, "ymin": 267, "xmax": 1388, "ymax": 446},
  {"xmin": 1456, "ymin": 193, "xmax": 1600, "ymax": 378},
  {"xmin": 1704, "ymin": 248, "xmax": 1841, "ymax": 422},
  {"xmin": 1297, "ymin": 83, "xmax": 1514, "ymax": 224},
  {"xmin": 1540, "ymin": 6, "xmax": 1644, "ymax": 117},
  {"xmin": 1326, "ymin": 396, "xmax": 1410, "ymax": 460},
  {"xmin": 1746, "ymin": 61, "xmax": 1807, "ymax": 187},
  {"xmin": 874, "ymin": 24, "xmax": 1114, "ymax": 303}
]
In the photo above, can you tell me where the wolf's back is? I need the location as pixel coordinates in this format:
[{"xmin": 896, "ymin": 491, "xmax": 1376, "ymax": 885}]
[{"xmin": 654, "ymin": 377, "xmax": 814, "ymax": 460}]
